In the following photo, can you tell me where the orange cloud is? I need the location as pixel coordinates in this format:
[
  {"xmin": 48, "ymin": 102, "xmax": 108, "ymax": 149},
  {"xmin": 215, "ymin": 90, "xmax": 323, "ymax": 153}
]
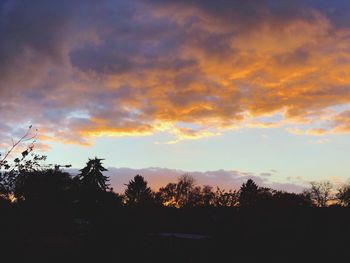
[
  {"xmin": 2, "ymin": 1, "xmax": 350, "ymax": 145},
  {"xmin": 330, "ymin": 110, "xmax": 350, "ymax": 133},
  {"xmin": 165, "ymin": 127, "xmax": 221, "ymax": 144}
]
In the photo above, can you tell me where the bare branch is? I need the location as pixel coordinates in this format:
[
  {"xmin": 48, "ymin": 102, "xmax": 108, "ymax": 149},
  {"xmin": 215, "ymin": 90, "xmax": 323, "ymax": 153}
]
[{"xmin": 0, "ymin": 126, "xmax": 37, "ymax": 165}]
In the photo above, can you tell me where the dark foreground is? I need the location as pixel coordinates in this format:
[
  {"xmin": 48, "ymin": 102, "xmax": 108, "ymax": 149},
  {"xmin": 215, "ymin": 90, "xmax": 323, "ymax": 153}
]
[{"xmin": 1, "ymin": 204, "xmax": 349, "ymax": 262}]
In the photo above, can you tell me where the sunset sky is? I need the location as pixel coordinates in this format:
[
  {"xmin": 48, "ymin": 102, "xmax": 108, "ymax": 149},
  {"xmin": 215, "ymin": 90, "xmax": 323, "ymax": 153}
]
[{"xmin": 1, "ymin": 0, "xmax": 350, "ymax": 192}]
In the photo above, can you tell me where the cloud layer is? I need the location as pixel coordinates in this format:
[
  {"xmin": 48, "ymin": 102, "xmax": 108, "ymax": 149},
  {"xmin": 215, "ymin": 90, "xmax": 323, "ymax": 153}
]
[{"xmin": 1, "ymin": 0, "xmax": 350, "ymax": 145}]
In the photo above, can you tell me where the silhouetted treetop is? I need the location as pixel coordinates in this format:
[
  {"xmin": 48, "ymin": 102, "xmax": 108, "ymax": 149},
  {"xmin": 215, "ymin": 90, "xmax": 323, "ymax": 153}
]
[
  {"xmin": 157, "ymin": 182, "xmax": 178, "ymax": 207},
  {"xmin": 336, "ymin": 182, "xmax": 350, "ymax": 207},
  {"xmin": 124, "ymin": 174, "xmax": 152, "ymax": 206},
  {"xmin": 239, "ymin": 179, "xmax": 259, "ymax": 207},
  {"xmin": 0, "ymin": 126, "xmax": 46, "ymax": 200},
  {"xmin": 305, "ymin": 181, "xmax": 333, "ymax": 207},
  {"xmin": 14, "ymin": 169, "xmax": 76, "ymax": 205},
  {"xmin": 78, "ymin": 157, "xmax": 109, "ymax": 192},
  {"xmin": 176, "ymin": 174, "xmax": 196, "ymax": 207}
]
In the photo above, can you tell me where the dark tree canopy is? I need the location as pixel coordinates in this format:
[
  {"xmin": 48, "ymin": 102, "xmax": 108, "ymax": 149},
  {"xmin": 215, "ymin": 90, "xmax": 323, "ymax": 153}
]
[
  {"xmin": 14, "ymin": 169, "xmax": 76, "ymax": 206},
  {"xmin": 214, "ymin": 187, "xmax": 239, "ymax": 207},
  {"xmin": 201, "ymin": 185, "xmax": 215, "ymax": 207},
  {"xmin": 306, "ymin": 181, "xmax": 333, "ymax": 207},
  {"xmin": 175, "ymin": 174, "xmax": 196, "ymax": 207},
  {"xmin": 157, "ymin": 182, "xmax": 178, "ymax": 207},
  {"xmin": 239, "ymin": 179, "xmax": 259, "ymax": 207},
  {"xmin": 124, "ymin": 174, "xmax": 152, "ymax": 206},
  {"xmin": 78, "ymin": 158, "xmax": 109, "ymax": 192},
  {"xmin": 337, "ymin": 183, "xmax": 350, "ymax": 207},
  {"xmin": 0, "ymin": 126, "xmax": 46, "ymax": 199}
]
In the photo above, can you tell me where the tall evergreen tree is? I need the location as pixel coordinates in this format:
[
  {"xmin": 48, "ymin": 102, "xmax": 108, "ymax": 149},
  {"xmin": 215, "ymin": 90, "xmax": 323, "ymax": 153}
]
[
  {"xmin": 124, "ymin": 175, "xmax": 152, "ymax": 206},
  {"xmin": 78, "ymin": 158, "xmax": 109, "ymax": 192}
]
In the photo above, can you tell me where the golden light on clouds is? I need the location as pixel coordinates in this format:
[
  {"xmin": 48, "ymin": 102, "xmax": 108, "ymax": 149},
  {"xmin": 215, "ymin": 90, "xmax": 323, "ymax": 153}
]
[{"xmin": 1, "ymin": 0, "xmax": 350, "ymax": 146}]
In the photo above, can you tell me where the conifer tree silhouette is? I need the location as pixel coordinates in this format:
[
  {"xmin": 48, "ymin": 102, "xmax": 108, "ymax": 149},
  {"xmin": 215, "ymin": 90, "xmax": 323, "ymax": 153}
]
[
  {"xmin": 239, "ymin": 179, "xmax": 259, "ymax": 207},
  {"xmin": 78, "ymin": 158, "xmax": 109, "ymax": 192},
  {"xmin": 124, "ymin": 174, "xmax": 152, "ymax": 206}
]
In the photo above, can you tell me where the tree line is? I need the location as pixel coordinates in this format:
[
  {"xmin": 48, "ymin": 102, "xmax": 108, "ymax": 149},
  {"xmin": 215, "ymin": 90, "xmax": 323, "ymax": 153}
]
[
  {"xmin": 2, "ymin": 127, "xmax": 350, "ymax": 262},
  {"xmin": 1, "ymin": 155, "xmax": 350, "ymax": 210},
  {"xmin": 1, "ymin": 126, "xmax": 350, "ymax": 210}
]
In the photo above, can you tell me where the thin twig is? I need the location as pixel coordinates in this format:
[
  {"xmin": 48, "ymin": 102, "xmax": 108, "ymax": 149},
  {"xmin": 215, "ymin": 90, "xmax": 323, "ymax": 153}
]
[{"xmin": 0, "ymin": 126, "xmax": 36, "ymax": 164}]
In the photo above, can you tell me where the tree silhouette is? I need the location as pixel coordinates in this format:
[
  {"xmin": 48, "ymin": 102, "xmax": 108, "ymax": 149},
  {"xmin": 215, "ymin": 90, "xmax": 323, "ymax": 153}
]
[
  {"xmin": 14, "ymin": 169, "xmax": 76, "ymax": 207},
  {"xmin": 124, "ymin": 174, "xmax": 152, "ymax": 206},
  {"xmin": 156, "ymin": 175, "xmax": 198, "ymax": 207},
  {"xmin": 239, "ymin": 179, "xmax": 259, "ymax": 207},
  {"xmin": 157, "ymin": 182, "xmax": 177, "ymax": 207},
  {"xmin": 202, "ymin": 185, "xmax": 215, "ymax": 207},
  {"xmin": 78, "ymin": 158, "xmax": 109, "ymax": 192},
  {"xmin": 100, "ymin": 190, "xmax": 124, "ymax": 208},
  {"xmin": 271, "ymin": 191, "xmax": 312, "ymax": 208},
  {"xmin": 0, "ymin": 126, "xmax": 46, "ymax": 200},
  {"xmin": 306, "ymin": 181, "xmax": 333, "ymax": 207},
  {"xmin": 336, "ymin": 183, "xmax": 350, "ymax": 206},
  {"xmin": 214, "ymin": 187, "xmax": 239, "ymax": 207},
  {"xmin": 187, "ymin": 185, "xmax": 203, "ymax": 207},
  {"xmin": 176, "ymin": 174, "xmax": 195, "ymax": 207}
]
